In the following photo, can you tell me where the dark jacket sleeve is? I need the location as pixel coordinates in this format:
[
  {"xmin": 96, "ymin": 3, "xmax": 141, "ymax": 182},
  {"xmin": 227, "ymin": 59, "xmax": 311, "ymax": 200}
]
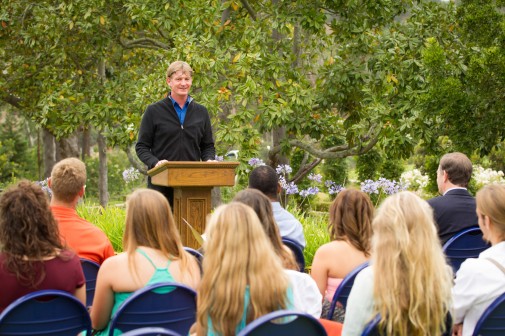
[
  {"xmin": 135, "ymin": 107, "xmax": 159, "ymax": 169},
  {"xmin": 199, "ymin": 107, "xmax": 216, "ymax": 161}
]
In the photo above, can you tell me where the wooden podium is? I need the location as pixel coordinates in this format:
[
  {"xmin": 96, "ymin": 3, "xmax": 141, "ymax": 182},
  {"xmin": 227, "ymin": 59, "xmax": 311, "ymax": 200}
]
[{"xmin": 147, "ymin": 161, "xmax": 239, "ymax": 248}]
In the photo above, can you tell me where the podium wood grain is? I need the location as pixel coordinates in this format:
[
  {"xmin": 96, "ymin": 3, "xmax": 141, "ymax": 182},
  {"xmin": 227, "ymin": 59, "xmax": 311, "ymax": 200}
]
[{"xmin": 148, "ymin": 161, "xmax": 239, "ymax": 248}]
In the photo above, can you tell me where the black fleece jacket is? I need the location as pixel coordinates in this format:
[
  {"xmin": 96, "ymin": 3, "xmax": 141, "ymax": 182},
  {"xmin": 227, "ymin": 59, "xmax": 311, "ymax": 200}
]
[{"xmin": 135, "ymin": 96, "xmax": 216, "ymax": 169}]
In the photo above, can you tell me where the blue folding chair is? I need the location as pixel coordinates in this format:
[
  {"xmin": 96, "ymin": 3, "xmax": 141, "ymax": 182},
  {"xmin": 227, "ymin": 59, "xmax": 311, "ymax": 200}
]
[
  {"xmin": 472, "ymin": 292, "xmax": 505, "ymax": 336},
  {"xmin": 443, "ymin": 226, "xmax": 490, "ymax": 273},
  {"xmin": 81, "ymin": 258, "xmax": 100, "ymax": 307},
  {"xmin": 362, "ymin": 313, "xmax": 453, "ymax": 335},
  {"xmin": 0, "ymin": 290, "xmax": 92, "ymax": 336},
  {"xmin": 237, "ymin": 310, "xmax": 327, "ymax": 336},
  {"xmin": 282, "ymin": 238, "xmax": 305, "ymax": 272},
  {"xmin": 121, "ymin": 327, "xmax": 183, "ymax": 336},
  {"xmin": 183, "ymin": 246, "xmax": 203, "ymax": 273},
  {"xmin": 108, "ymin": 282, "xmax": 197, "ymax": 336},
  {"xmin": 326, "ymin": 261, "xmax": 369, "ymax": 320}
]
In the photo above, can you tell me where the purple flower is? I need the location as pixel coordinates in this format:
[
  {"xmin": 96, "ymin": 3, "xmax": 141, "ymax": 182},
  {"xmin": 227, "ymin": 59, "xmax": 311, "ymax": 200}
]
[
  {"xmin": 36, "ymin": 178, "xmax": 52, "ymax": 198},
  {"xmin": 361, "ymin": 179, "xmax": 379, "ymax": 194},
  {"xmin": 308, "ymin": 173, "xmax": 322, "ymax": 183},
  {"xmin": 123, "ymin": 167, "xmax": 141, "ymax": 183},
  {"xmin": 284, "ymin": 182, "xmax": 299, "ymax": 195},
  {"xmin": 299, "ymin": 186, "xmax": 319, "ymax": 197},
  {"xmin": 276, "ymin": 164, "xmax": 292, "ymax": 175},
  {"xmin": 248, "ymin": 158, "xmax": 265, "ymax": 167},
  {"xmin": 215, "ymin": 155, "xmax": 224, "ymax": 162},
  {"xmin": 325, "ymin": 180, "xmax": 345, "ymax": 195}
]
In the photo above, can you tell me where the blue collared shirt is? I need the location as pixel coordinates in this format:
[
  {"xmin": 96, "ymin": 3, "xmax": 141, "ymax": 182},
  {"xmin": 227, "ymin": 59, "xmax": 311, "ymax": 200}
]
[{"xmin": 169, "ymin": 94, "xmax": 192, "ymax": 125}]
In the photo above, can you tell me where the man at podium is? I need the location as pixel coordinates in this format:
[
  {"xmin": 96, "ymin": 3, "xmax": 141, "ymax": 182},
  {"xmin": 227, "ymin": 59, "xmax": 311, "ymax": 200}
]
[{"xmin": 135, "ymin": 61, "xmax": 216, "ymax": 205}]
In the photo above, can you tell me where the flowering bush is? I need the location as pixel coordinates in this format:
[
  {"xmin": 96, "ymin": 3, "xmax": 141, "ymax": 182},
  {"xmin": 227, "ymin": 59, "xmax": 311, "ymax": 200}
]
[
  {"xmin": 36, "ymin": 178, "xmax": 52, "ymax": 198},
  {"xmin": 360, "ymin": 177, "xmax": 408, "ymax": 205},
  {"xmin": 122, "ymin": 167, "xmax": 141, "ymax": 184},
  {"xmin": 400, "ymin": 169, "xmax": 429, "ymax": 194},
  {"xmin": 473, "ymin": 165, "xmax": 505, "ymax": 189}
]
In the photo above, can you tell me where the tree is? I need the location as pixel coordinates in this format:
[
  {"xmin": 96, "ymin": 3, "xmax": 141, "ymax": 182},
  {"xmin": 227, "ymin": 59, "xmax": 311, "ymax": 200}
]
[
  {"xmin": 1, "ymin": 0, "xmax": 461, "ymax": 193},
  {"xmin": 421, "ymin": 0, "xmax": 505, "ymax": 155}
]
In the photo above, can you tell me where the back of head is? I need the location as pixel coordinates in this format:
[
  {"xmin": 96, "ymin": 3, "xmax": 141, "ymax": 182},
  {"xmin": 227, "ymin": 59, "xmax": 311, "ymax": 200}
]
[
  {"xmin": 0, "ymin": 180, "xmax": 63, "ymax": 286},
  {"xmin": 329, "ymin": 189, "xmax": 373, "ymax": 256},
  {"xmin": 248, "ymin": 165, "xmax": 278, "ymax": 199},
  {"xmin": 476, "ymin": 184, "xmax": 505, "ymax": 241},
  {"xmin": 50, "ymin": 157, "xmax": 86, "ymax": 202},
  {"xmin": 233, "ymin": 189, "xmax": 297, "ymax": 270},
  {"xmin": 124, "ymin": 189, "xmax": 182, "ymax": 257},
  {"xmin": 439, "ymin": 152, "xmax": 473, "ymax": 187},
  {"xmin": 198, "ymin": 202, "xmax": 289, "ymax": 336},
  {"xmin": 372, "ymin": 191, "xmax": 452, "ymax": 335},
  {"xmin": 166, "ymin": 60, "xmax": 193, "ymax": 79}
]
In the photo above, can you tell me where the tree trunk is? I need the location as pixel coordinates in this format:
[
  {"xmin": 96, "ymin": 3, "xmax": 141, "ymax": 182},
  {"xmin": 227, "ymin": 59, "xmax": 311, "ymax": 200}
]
[
  {"xmin": 81, "ymin": 126, "xmax": 91, "ymax": 160},
  {"xmin": 97, "ymin": 131, "xmax": 109, "ymax": 207},
  {"xmin": 97, "ymin": 59, "xmax": 109, "ymax": 207},
  {"xmin": 42, "ymin": 128, "xmax": 56, "ymax": 178},
  {"xmin": 56, "ymin": 135, "xmax": 80, "ymax": 161}
]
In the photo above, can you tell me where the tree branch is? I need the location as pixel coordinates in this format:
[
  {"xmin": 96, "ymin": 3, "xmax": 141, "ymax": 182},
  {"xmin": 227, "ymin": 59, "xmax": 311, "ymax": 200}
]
[
  {"xmin": 239, "ymin": 0, "xmax": 257, "ymax": 20},
  {"xmin": 125, "ymin": 145, "xmax": 148, "ymax": 175},
  {"xmin": 119, "ymin": 37, "xmax": 172, "ymax": 50},
  {"xmin": 291, "ymin": 158, "xmax": 323, "ymax": 184}
]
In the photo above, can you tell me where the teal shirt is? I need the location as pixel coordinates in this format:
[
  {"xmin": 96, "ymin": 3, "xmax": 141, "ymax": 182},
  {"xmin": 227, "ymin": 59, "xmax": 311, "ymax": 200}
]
[
  {"xmin": 207, "ymin": 286, "xmax": 294, "ymax": 336},
  {"xmin": 96, "ymin": 249, "xmax": 176, "ymax": 336}
]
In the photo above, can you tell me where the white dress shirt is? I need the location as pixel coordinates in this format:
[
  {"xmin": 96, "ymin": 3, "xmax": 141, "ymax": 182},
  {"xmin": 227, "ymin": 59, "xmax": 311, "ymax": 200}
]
[{"xmin": 453, "ymin": 241, "xmax": 505, "ymax": 336}]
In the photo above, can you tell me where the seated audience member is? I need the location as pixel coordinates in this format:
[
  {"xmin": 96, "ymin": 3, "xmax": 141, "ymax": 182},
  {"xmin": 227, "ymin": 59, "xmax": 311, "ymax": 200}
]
[
  {"xmin": 248, "ymin": 165, "xmax": 306, "ymax": 248},
  {"xmin": 49, "ymin": 157, "xmax": 114, "ymax": 264},
  {"xmin": 310, "ymin": 189, "xmax": 373, "ymax": 322},
  {"xmin": 342, "ymin": 191, "xmax": 453, "ymax": 336},
  {"xmin": 427, "ymin": 152, "xmax": 478, "ymax": 244},
  {"xmin": 452, "ymin": 184, "xmax": 505, "ymax": 336},
  {"xmin": 195, "ymin": 202, "xmax": 294, "ymax": 336},
  {"xmin": 0, "ymin": 181, "xmax": 85, "ymax": 311},
  {"xmin": 91, "ymin": 189, "xmax": 200, "ymax": 335},
  {"xmin": 233, "ymin": 189, "xmax": 322, "ymax": 318}
]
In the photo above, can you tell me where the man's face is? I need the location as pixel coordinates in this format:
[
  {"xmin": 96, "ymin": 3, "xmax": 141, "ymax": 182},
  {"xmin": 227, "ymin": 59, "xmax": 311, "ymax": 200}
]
[{"xmin": 167, "ymin": 70, "xmax": 192, "ymax": 98}]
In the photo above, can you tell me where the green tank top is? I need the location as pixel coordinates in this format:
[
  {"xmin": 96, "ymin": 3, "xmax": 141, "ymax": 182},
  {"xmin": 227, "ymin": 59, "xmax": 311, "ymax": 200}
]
[{"xmin": 96, "ymin": 248, "xmax": 176, "ymax": 336}]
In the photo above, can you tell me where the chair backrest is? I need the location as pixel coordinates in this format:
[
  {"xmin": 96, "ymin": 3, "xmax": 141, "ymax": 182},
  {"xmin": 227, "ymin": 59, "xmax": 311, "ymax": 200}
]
[
  {"xmin": 108, "ymin": 282, "xmax": 197, "ymax": 336},
  {"xmin": 472, "ymin": 292, "xmax": 505, "ymax": 336},
  {"xmin": 183, "ymin": 247, "xmax": 203, "ymax": 273},
  {"xmin": 362, "ymin": 313, "xmax": 453, "ymax": 336},
  {"xmin": 443, "ymin": 226, "xmax": 490, "ymax": 273},
  {"xmin": 237, "ymin": 310, "xmax": 327, "ymax": 336},
  {"xmin": 80, "ymin": 258, "xmax": 100, "ymax": 307},
  {"xmin": 326, "ymin": 261, "xmax": 369, "ymax": 320},
  {"xmin": 121, "ymin": 327, "xmax": 183, "ymax": 336},
  {"xmin": 0, "ymin": 289, "xmax": 92, "ymax": 336},
  {"xmin": 282, "ymin": 238, "xmax": 305, "ymax": 272}
]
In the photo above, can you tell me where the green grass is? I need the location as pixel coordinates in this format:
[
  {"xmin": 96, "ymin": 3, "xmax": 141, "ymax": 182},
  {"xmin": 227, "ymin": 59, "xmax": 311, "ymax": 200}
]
[
  {"xmin": 77, "ymin": 202, "xmax": 126, "ymax": 253},
  {"xmin": 77, "ymin": 199, "xmax": 330, "ymax": 268},
  {"xmin": 286, "ymin": 205, "xmax": 330, "ymax": 270}
]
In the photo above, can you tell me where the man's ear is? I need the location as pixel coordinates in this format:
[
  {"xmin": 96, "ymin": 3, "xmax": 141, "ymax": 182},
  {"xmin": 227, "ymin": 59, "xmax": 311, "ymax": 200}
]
[
  {"xmin": 277, "ymin": 182, "xmax": 282, "ymax": 194},
  {"xmin": 47, "ymin": 177, "xmax": 52, "ymax": 188},
  {"xmin": 78, "ymin": 185, "xmax": 85, "ymax": 198},
  {"xmin": 442, "ymin": 170, "xmax": 449, "ymax": 183}
]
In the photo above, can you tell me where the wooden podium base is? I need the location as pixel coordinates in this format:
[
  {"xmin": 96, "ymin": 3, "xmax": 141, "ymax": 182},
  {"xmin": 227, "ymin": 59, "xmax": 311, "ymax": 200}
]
[
  {"xmin": 172, "ymin": 187, "xmax": 211, "ymax": 249},
  {"xmin": 148, "ymin": 161, "xmax": 239, "ymax": 250}
]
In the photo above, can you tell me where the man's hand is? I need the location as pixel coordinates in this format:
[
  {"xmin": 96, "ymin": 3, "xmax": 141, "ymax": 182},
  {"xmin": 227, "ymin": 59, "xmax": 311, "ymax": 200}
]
[
  {"xmin": 155, "ymin": 160, "xmax": 169, "ymax": 167},
  {"xmin": 452, "ymin": 323, "xmax": 463, "ymax": 336}
]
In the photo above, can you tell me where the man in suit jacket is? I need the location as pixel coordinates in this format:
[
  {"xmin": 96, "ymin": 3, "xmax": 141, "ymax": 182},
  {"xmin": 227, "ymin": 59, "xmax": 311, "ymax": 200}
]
[{"xmin": 427, "ymin": 152, "xmax": 478, "ymax": 244}]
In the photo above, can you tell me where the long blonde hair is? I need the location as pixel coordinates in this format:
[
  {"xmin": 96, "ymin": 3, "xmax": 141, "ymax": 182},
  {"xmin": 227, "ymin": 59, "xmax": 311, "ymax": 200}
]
[
  {"xmin": 372, "ymin": 191, "xmax": 452, "ymax": 336},
  {"xmin": 233, "ymin": 189, "xmax": 298, "ymax": 270},
  {"xmin": 476, "ymin": 184, "xmax": 505, "ymax": 241},
  {"xmin": 123, "ymin": 189, "xmax": 191, "ymax": 284},
  {"xmin": 197, "ymin": 202, "xmax": 290, "ymax": 336}
]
